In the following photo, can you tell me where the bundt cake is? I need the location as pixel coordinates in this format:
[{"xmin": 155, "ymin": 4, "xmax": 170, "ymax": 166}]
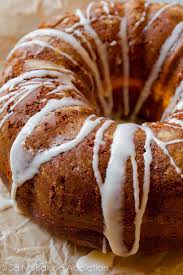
[{"xmin": 0, "ymin": 0, "xmax": 183, "ymax": 257}]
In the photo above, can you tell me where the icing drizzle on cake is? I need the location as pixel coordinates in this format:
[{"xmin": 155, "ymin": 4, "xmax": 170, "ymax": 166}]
[{"xmin": 0, "ymin": 0, "xmax": 183, "ymax": 257}]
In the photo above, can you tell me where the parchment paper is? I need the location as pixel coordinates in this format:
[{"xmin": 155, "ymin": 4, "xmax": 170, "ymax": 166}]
[{"xmin": 0, "ymin": 1, "xmax": 183, "ymax": 274}]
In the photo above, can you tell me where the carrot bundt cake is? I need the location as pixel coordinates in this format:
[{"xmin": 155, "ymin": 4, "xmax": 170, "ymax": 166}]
[{"xmin": 0, "ymin": 0, "xmax": 183, "ymax": 256}]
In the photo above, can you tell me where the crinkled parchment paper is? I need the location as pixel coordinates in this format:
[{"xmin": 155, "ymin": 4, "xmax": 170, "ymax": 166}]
[{"xmin": 0, "ymin": 1, "xmax": 183, "ymax": 274}]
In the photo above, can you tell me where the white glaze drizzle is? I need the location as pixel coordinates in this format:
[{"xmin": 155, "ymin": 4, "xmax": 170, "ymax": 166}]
[
  {"xmin": 17, "ymin": 28, "xmax": 109, "ymax": 115},
  {"xmin": 7, "ymin": 39, "xmax": 94, "ymax": 92},
  {"xmin": 65, "ymin": 20, "xmax": 82, "ymax": 33},
  {"xmin": 92, "ymin": 117, "xmax": 183, "ymax": 256},
  {"xmin": 92, "ymin": 119, "xmax": 113, "ymax": 187},
  {"xmin": 152, "ymin": 132, "xmax": 183, "ymax": 177},
  {"xmin": 101, "ymin": 1, "xmax": 110, "ymax": 15},
  {"xmin": 7, "ymin": 39, "xmax": 94, "ymax": 90},
  {"xmin": 99, "ymin": 123, "xmax": 146, "ymax": 256},
  {"xmin": 163, "ymin": 123, "xmax": 182, "ymax": 130},
  {"xmin": 100, "ymin": 123, "xmax": 139, "ymax": 256},
  {"xmin": 131, "ymin": 21, "xmax": 183, "ymax": 120},
  {"xmin": 8, "ymin": 40, "xmax": 76, "ymax": 64},
  {"xmin": 0, "ymin": 69, "xmax": 66, "ymax": 95},
  {"xmin": 119, "ymin": 16, "xmax": 130, "ymax": 116},
  {"xmin": 0, "ymin": 81, "xmax": 83, "ymax": 129},
  {"xmin": 48, "ymin": 83, "xmax": 84, "ymax": 98},
  {"xmin": 0, "ymin": 92, "xmax": 18, "ymax": 105},
  {"xmin": 134, "ymin": 0, "xmax": 152, "ymax": 29},
  {"xmin": 102, "ymin": 236, "xmax": 107, "ymax": 254},
  {"xmin": 166, "ymin": 138, "xmax": 183, "ymax": 145},
  {"xmin": 167, "ymin": 117, "xmax": 183, "ymax": 128},
  {"xmin": 74, "ymin": 29, "xmax": 97, "ymax": 61},
  {"xmin": 0, "ymin": 68, "xmax": 84, "ymax": 128},
  {"xmin": 67, "ymin": 28, "xmax": 96, "ymax": 98},
  {"xmin": 86, "ymin": 1, "xmax": 95, "ymax": 19},
  {"xmin": 92, "ymin": 120, "xmax": 141, "ymax": 256},
  {"xmin": 76, "ymin": 8, "xmax": 113, "ymax": 114},
  {"xmin": 144, "ymin": 123, "xmax": 183, "ymax": 177},
  {"xmin": 0, "ymin": 83, "xmax": 41, "ymax": 129},
  {"xmin": 10, "ymin": 111, "xmax": 103, "ymax": 209},
  {"xmin": 66, "ymin": 1, "xmax": 114, "ymax": 115},
  {"xmin": 66, "ymin": 5, "xmax": 113, "ymax": 115},
  {"xmin": 172, "ymin": 111, "xmax": 183, "ymax": 118},
  {"xmin": 114, "ymin": 123, "xmax": 154, "ymax": 257},
  {"xmin": 109, "ymin": 40, "xmax": 117, "ymax": 46},
  {"xmin": 174, "ymin": 96, "xmax": 183, "ymax": 109},
  {"xmin": 162, "ymin": 80, "xmax": 183, "ymax": 120},
  {"xmin": 175, "ymin": 102, "xmax": 183, "ymax": 113},
  {"xmin": 144, "ymin": 1, "xmax": 178, "ymax": 32},
  {"xmin": 129, "ymin": 122, "xmax": 182, "ymax": 255}
]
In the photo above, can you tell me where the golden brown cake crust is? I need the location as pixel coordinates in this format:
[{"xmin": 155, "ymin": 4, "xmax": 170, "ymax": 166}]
[{"xmin": 0, "ymin": 0, "xmax": 183, "ymax": 255}]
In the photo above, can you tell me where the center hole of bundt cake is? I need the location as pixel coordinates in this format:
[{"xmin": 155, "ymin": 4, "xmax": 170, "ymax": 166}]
[{"xmin": 106, "ymin": 77, "xmax": 166, "ymax": 124}]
